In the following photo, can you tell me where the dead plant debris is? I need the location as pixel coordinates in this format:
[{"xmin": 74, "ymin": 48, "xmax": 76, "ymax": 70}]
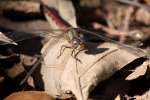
[{"xmin": 0, "ymin": 0, "xmax": 149, "ymax": 100}]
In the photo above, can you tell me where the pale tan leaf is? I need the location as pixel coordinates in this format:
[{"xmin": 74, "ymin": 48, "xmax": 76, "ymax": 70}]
[
  {"xmin": 41, "ymin": 37, "xmax": 145, "ymax": 100},
  {"xmin": 27, "ymin": 76, "xmax": 35, "ymax": 88},
  {"xmin": 42, "ymin": 0, "xmax": 77, "ymax": 29},
  {"xmin": 114, "ymin": 95, "xmax": 121, "ymax": 100},
  {"xmin": 126, "ymin": 60, "xmax": 150, "ymax": 80}
]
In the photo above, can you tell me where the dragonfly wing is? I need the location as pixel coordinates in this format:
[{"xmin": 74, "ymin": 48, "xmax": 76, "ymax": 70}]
[{"xmin": 0, "ymin": 29, "xmax": 67, "ymax": 45}]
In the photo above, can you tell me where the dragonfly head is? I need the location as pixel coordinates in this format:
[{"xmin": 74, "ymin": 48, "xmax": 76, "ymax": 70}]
[{"xmin": 72, "ymin": 37, "xmax": 84, "ymax": 48}]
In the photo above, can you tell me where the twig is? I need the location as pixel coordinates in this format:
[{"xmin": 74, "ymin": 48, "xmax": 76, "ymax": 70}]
[
  {"xmin": 92, "ymin": 22, "xmax": 127, "ymax": 37},
  {"xmin": 19, "ymin": 55, "xmax": 42, "ymax": 86},
  {"xmin": 122, "ymin": 7, "xmax": 134, "ymax": 32},
  {"xmin": 116, "ymin": 0, "xmax": 150, "ymax": 11},
  {"xmin": 120, "ymin": 6, "xmax": 134, "ymax": 42}
]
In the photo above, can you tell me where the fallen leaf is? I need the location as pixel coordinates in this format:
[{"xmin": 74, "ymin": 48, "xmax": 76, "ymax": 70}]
[
  {"xmin": 126, "ymin": 60, "xmax": 150, "ymax": 80},
  {"xmin": 114, "ymin": 95, "xmax": 121, "ymax": 100},
  {"xmin": 40, "ymin": 36, "xmax": 145, "ymax": 100},
  {"xmin": 41, "ymin": 0, "xmax": 77, "ymax": 29},
  {"xmin": 4, "ymin": 91, "xmax": 55, "ymax": 100},
  {"xmin": 134, "ymin": 90, "xmax": 150, "ymax": 100}
]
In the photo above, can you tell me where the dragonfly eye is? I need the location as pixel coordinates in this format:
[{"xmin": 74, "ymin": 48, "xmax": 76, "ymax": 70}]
[
  {"xmin": 72, "ymin": 40, "xmax": 79, "ymax": 47},
  {"xmin": 73, "ymin": 40, "xmax": 78, "ymax": 45},
  {"xmin": 72, "ymin": 37, "xmax": 83, "ymax": 48}
]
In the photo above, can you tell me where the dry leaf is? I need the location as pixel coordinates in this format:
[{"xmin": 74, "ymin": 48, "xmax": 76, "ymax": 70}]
[
  {"xmin": 4, "ymin": 91, "xmax": 55, "ymax": 100},
  {"xmin": 134, "ymin": 90, "xmax": 150, "ymax": 100},
  {"xmin": 126, "ymin": 60, "xmax": 150, "ymax": 80},
  {"xmin": 114, "ymin": 95, "xmax": 121, "ymax": 100},
  {"xmin": 41, "ymin": 0, "xmax": 77, "ymax": 29},
  {"xmin": 40, "ymin": 37, "xmax": 145, "ymax": 100},
  {"xmin": 27, "ymin": 76, "xmax": 35, "ymax": 88}
]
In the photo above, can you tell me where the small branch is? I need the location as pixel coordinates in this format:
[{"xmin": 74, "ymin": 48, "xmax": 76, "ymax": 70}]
[
  {"xmin": 93, "ymin": 22, "xmax": 127, "ymax": 37},
  {"xmin": 116, "ymin": 0, "xmax": 150, "ymax": 11},
  {"xmin": 122, "ymin": 7, "xmax": 134, "ymax": 32},
  {"xmin": 121, "ymin": 6, "xmax": 134, "ymax": 42}
]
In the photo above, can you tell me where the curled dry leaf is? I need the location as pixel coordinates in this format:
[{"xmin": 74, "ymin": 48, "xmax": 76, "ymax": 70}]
[{"xmin": 40, "ymin": 37, "xmax": 145, "ymax": 100}]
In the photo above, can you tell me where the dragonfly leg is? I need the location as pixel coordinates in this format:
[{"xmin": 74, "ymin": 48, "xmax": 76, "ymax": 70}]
[
  {"xmin": 57, "ymin": 45, "xmax": 72, "ymax": 58},
  {"xmin": 71, "ymin": 46, "xmax": 86, "ymax": 63},
  {"xmin": 70, "ymin": 48, "xmax": 81, "ymax": 63},
  {"xmin": 57, "ymin": 44, "xmax": 84, "ymax": 63},
  {"xmin": 74, "ymin": 48, "xmax": 86, "ymax": 63},
  {"xmin": 71, "ymin": 48, "xmax": 76, "ymax": 57}
]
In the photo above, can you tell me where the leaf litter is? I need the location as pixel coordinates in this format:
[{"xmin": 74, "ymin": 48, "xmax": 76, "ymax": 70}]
[{"xmin": 0, "ymin": 0, "xmax": 149, "ymax": 100}]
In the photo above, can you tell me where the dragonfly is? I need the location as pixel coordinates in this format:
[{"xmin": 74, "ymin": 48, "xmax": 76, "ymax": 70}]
[
  {"xmin": 1, "ymin": 26, "xmax": 148, "ymax": 86},
  {"xmin": 1, "ymin": 1, "xmax": 148, "ymax": 86},
  {"xmin": 1, "ymin": 26, "xmax": 147, "ymax": 60}
]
